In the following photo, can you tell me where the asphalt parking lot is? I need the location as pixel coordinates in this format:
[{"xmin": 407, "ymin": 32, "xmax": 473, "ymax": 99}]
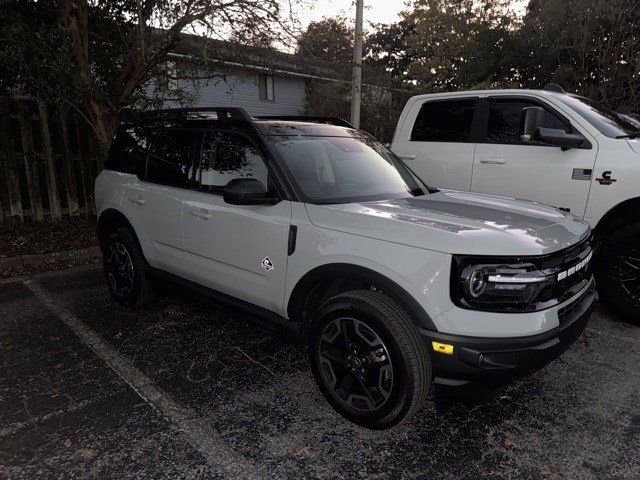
[{"xmin": 1, "ymin": 265, "xmax": 639, "ymax": 480}]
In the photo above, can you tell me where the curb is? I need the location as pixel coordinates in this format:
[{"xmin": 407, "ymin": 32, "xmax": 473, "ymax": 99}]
[{"xmin": 0, "ymin": 246, "xmax": 102, "ymax": 270}]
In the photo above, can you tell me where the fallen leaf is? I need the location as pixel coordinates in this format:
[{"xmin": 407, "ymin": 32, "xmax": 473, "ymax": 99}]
[
  {"xmin": 503, "ymin": 438, "xmax": 517, "ymax": 448},
  {"xmin": 540, "ymin": 465, "xmax": 551, "ymax": 477},
  {"xmin": 292, "ymin": 445, "xmax": 311, "ymax": 457},
  {"xmin": 79, "ymin": 449, "xmax": 95, "ymax": 458},
  {"xmin": 63, "ymin": 438, "xmax": 72, "ymax": 448},
  {"xmin": 193, "ymin": 465, "xmax": 206, "ymax": 475}
]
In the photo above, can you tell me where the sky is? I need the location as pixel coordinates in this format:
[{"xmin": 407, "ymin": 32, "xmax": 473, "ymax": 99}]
[
  {"xmin": 294, "ymin": 0, "xmax": 406, "ymax": 28},
  {"xmin": 292, "ymin": 0, "xmax": 530, "ymax": 29}
]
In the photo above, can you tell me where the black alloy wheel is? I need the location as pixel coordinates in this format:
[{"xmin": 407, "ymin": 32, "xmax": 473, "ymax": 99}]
[
  {"xmin": 105, "ymin": 241, "xmax": 134, "ymax": 297},
  {"xmin": 615, "ymin": 250, "xmax": 640, "ymax": 304},
  {"xmin": 309, "ymin": 290, "xmax": 431, "ymax": 429},
  {"xmin": 318, "ymin": 317, "xmax": 394, "ymax": 412},
  {"xmin": 102, "ymin": 228, "xmax": 155, "ymax": 306}
]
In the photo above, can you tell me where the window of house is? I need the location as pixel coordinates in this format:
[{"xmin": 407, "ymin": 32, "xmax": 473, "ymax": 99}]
[
  {"xmin": 410, "ymin": 99, "xmax": 478, "ymax": 142},
  {"xmin": 199, "ymin": 131, "xmax": 269, "ymax": 192},
  {"xmin": 145, "ymin": 129, "xmax": 199, "ymax": 187},
  {"xmin": 258, "ymin": 74, "xmax": 275, "ymax": 101},
  {"xmin": 486, "ymin": 99, "xmax": 570, "ymax": 145}
]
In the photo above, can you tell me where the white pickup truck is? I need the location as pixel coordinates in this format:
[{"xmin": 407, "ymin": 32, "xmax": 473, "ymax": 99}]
[{"xmin": 392, "ymin": 88, "xmax": 640, "ymax": 321}]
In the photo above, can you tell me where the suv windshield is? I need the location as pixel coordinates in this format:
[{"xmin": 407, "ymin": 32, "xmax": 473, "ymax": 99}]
[
  {"xmin": 557, "ymin": 95, "xmax": 638, "ymax": 138},
  {"xmin": 268, "ymin": 133, "xmax": 428, "ymax": 204}
]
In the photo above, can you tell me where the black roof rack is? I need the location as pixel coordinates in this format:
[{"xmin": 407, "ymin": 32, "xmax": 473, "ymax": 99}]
[
  {"xmin": 254, "ymin": 115, "xmax": 356, "ymax": 129},
  {"xmin": 139, "ymin": 106, "xmax": 252, "ymax": 122},
  {"xmin": 130, "ymin": 109, "xmax": 356, "ymax": 128}
]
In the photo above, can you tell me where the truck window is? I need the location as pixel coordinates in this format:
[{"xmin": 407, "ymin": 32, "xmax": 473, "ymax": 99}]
[
  {"xmin": 487, "ymin": 99, "xmax": 569, "ymax": 145},
  {"xmin": 410, "ymin": 99, "xmax": 477, "ymax": 143},
  {"xmin": 145, "ymin": 129, "xmax": 199, "ymax": 187},
  {"xmin": 556, "ymin": 94, "xmax": 638, "ymax": 138}
]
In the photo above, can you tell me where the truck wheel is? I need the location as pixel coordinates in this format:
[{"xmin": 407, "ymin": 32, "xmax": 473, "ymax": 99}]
[
  {"xmin": 308, "ymin": 290, "xmax": 431, "ymax": 429},
  {"xmin": 595, "ymin": 223, "xmax": 640, "ymax": 323},
  {"xmin": 103, "ymin": 228, "xmax": 155, "ymax": 306}
]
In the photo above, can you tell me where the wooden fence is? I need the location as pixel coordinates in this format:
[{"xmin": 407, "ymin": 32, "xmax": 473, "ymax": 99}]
[{"xmin": 0, "ymin": 97, "xmax": 104, "ymax": 223}]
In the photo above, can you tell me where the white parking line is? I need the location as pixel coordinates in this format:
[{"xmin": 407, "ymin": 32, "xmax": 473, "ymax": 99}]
[{"xmin": 24, "ymin": 279, "xmax": 266, "ymax": 480}]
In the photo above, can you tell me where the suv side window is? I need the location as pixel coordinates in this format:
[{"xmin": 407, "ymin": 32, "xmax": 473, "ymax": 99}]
[
  {"xmin": 105, "ymin": 123, "xmax": 153, "ymax": 175},
  {"xmin": 145, "ymin": 129, "xmax": 200, "ymax": 187},
  {"xmin": 199, "ymin": 131, "xmax": 269, "ymax": 192},
  {"xmin": 410, "ymin": 99, "xmax": 477, "ymax": 142},
  {"xmin": 487, "ymin": 98, "xmax": 570, "ymax": 145}
]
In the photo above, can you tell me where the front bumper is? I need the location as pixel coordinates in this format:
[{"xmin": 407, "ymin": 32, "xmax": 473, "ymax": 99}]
[{"xmin": 420, "ymin": 282, "xmax": 598, "ymax": 387}]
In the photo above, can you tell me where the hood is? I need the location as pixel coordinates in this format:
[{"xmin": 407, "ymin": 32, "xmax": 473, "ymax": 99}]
[{"xmin": 305, "ymin": 190, "xmax": 590, "ymax": 256}]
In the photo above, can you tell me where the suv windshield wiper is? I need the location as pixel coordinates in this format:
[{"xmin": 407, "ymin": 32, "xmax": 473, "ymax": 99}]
[{"xmin": 616, "ymin": 131, "xmax": 640, "ymax": 139}]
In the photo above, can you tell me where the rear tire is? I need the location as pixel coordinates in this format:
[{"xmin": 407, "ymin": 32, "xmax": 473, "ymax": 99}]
[
  {"xmin": 595, "ymin": 222, "xmax": 640, "ymax": 323},
  {"xmin": 102, "ymin": 228, "xmax": 155, "ymax": 306},
  {"xmin": 308, "ymin": 290, "xmax": 431, "ymax": 429}
]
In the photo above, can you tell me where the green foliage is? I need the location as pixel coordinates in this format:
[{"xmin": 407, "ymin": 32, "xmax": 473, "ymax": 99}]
[
  {"xmin": 0, "ymin": 0, "xmax": 289, "ymax": 146},
  {"xmin": 303, "ymin": 0, "xmax": 640, "ymax": 139},
  {"xmin": 297, "ymin": 17, "xmax": 353, "ymax": 77}
]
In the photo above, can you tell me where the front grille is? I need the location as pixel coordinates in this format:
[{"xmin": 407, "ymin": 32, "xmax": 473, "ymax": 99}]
[{"xmin": 537, "ymin": 237, "xmax": 592, "ymax": 305}]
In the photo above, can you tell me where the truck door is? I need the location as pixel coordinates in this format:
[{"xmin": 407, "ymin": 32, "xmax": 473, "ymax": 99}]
[{"xmin": 471, "ymin": 97, "xmax": 597, "ymax": 217}]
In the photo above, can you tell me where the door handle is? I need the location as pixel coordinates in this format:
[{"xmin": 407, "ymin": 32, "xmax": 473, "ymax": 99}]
[
  {"xmin": 480, "ymin": 157, "xmax": 507, "ymax": 165},
  {"xmin": 188, "ymin": 208, "xmax": 213, "ymax": 220},
  {"xmin": 128, "ymin": 195, "xmax": 146, "ymax": 205},
  {"xmin": 398, "ymin": 154, "xmax": 417, "ymax": 160}
]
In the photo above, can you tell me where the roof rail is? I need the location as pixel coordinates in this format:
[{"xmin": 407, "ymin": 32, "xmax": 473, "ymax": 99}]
[
  {"xmin": 254, "ymin": 115, "xmax": 356, "ymax": 129},
  {"xmin": 141, "ymin": 106, "xmax": 252, "ymax": 122},
  {"xmin": 543, "ymin": 83, "xmax": 565, "ymax": 94}
]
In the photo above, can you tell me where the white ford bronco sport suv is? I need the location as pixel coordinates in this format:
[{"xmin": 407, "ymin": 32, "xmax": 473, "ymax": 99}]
[
  {"xmin": 392, "ymin": 87, "xmax": 640, "ymax": 321},
  {"xmin": 95, "ymin": 107, "xmax": 597, "ymax": 429}
]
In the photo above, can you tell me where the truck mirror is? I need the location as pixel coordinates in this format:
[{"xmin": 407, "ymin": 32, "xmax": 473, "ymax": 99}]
[
  {"xmin": 537, "ymin": 128, "xmax": 586, "ymax": 150},
  {"xmin": 520, "ymin": 106, "xmax": 545, "ymax": 142}
]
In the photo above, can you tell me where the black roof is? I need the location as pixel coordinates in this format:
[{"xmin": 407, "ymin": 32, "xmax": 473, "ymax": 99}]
[{"xmin": 170, "ymin": 32, "xmax": 341, "ymax": 80}]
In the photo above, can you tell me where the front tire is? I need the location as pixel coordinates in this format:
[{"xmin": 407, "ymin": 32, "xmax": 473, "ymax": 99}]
[
  {"xmin": 103, "ymin": 228, "xmax": 155, "ymax": 306},
  {"xmin": 308, "ymin": 290, "xmax": 431, "ymax": 429},
  {"xmin": 595, "ymin": 223, "xmax": 640, "ymax": 323}
]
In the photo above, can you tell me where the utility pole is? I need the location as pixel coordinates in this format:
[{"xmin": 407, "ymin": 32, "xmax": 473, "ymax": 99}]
[{"xmin": 350, "ymin": 0, "xmax": 364, "ymax": 128}]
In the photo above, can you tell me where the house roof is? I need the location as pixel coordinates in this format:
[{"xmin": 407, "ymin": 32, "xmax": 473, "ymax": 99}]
[{"xmin": 170, "ymin": 33, "xmax": 342, "ymax": 80}]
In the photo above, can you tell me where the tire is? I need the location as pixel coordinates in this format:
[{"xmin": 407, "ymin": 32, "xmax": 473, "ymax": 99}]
[
  {"xmin": 102, "ymin": 228, "xmax": 155, "ymax": 306},
  {"xmin": 594, "ymin": 222, "xmax": 640, "ymax": 323},
  {"xmin": 308, "ymin": 290, "xmax": 431, "ymax": 429}
]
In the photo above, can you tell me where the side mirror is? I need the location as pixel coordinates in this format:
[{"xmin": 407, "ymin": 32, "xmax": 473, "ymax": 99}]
[
  {"xmin": 536, "ymin": 128, "xmax": 586, "ymax": 150},
  {"xmin": 521, "ymin": 106, "xmax": 586, "ymax": 150},
  {"xmin": 222, "ymin": 178, "xmax": 279, "ymax": 206},
  {"xmin": 520, "ymin": 106, "xmax": 545, "ymax": 142}
]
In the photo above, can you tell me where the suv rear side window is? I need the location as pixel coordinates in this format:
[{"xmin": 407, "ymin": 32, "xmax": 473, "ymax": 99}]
[
  {"xmin": 487, "ymin": 99, "xmax": 569, "ymax": 145},
  {"xmin": 199, "ymin": 131, "xmax": 269, "ymax": 192},
  {"xmin": 410, "ymin": 99, "xmax": 477, "ymax": 142},
  {"xmin": 146, "ymin": 129, "xmax": 199, "ymax": 187},
  {"xmin": 106, "ymin": 124, "xmax": 153, "ymax": 175}
]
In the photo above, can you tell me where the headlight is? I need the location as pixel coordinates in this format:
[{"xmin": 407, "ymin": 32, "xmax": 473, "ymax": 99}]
[{"xmin": 458, "ymin": 263, "xmax": 549, "ymax": 309}]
